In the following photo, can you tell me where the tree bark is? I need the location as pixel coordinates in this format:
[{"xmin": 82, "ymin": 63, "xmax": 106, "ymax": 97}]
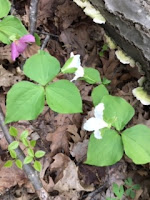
[{"xmin": 89, "ymin": 0, "xmax": 150, "ymax": 93}]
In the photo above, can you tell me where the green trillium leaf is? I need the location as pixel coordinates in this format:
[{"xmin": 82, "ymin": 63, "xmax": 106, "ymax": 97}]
[
  {"xmin": 0, "ymin": 16, "xmax": 27, "ymax": 44},
  {"xmin": 122, "ymin": 124, "xmax": 150, "ymax": 164},
  {"xmin": 46, "ymin": 80, "xmax": 82, "ymax": 113},
  {"xmin": 101, "ymin": 95, "xmax": 135, "ymax": 131},
  {"xmin": 24, "ymin": 50, "xmax": 60, "ymax": 85},
  {"xmin": 92, "ymin": 84, "xmax": 109, "ymax": 106},
  {"xmin": 0, "ymin": 0, "xmax": 11, "ymax": 18},
  {"xmin": 81, "ymin": 67, "xmax": 101, "ymax": 84},
  {"xmin": 5, "ymin": 81, "xmax": 45, "ymax": 123},
  {"xmin": 85, "ymin": 129, "xmax": 123, "ymax": 166}
]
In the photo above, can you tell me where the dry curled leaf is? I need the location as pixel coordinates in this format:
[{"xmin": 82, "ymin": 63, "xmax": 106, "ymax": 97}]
[
  {"xmin": 0, "ymin": 162, "xmax": 27, "ymax": 194},
  {"xmin": 46, "ymin": 125, "xmax": 69, "ymax": 156},
  {"xmin": 52, "ymin": 155, "xmax": 94, "ymax": 192},
  {"xmin": 0, "ymin": 65, "xmax": 23, "ymax": 87}
]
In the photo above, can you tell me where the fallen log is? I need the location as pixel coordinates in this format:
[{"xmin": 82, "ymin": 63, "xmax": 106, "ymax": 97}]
[{"xmin": 88, "ymin": 0, "xmax": 150, "ymax": 93}]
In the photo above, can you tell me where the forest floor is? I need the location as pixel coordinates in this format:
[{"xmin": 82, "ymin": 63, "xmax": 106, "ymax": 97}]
[{"xmin": 0, "ymin": 0, "xmax": 150, "ymax": 199}]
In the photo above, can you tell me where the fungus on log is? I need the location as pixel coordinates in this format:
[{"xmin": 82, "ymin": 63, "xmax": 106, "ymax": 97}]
[{"xmin": 88, "ymin": 0, "xmax": 150, "ymax": 93}]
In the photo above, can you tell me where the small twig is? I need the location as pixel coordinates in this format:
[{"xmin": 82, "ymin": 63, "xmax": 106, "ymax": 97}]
[
  {"xmin": 0, "ymin": 105, "xmax": 51, "ymax": 200},
  {"xmin": 29, "ymin": 0, "xmax": 39, "ymax": 35},
  {"xmin": 41, "ymin": 35, "xmax": 50, "ymax": 50},
  {"xmin": 35, "ymin": 30, "xmax": 59, "ymax": 38}
]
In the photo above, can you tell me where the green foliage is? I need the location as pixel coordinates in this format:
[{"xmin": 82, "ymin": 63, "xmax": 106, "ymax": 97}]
[
  {"xmin": 34, "ymin": 33, "xmax": 41, "ymax": 46},
  {"xmin": 46, "ymin": 80, "xmax": 82, "ymax": 113},
  {"xmin": 85, "ymin": 129, "xmax": 123, "ymax": 166},
  {"xmin": 0, "ymin": 16, "xmax": 27, "ymax": 44},
  {"xmin": 24, "ymin": 156, "xmax": 33, "ymax": 164},
  {"xmin": 0, "ymin": 0, "xmax": 11, "ymax": 18},
  {"xmin": 102, "ymin": 77, "xmax": 111, "ymax": 85},
  {"xmin": 5, "ymin": 81, "xmax": 45, "ymax": 123},
  {"xmin": 81, "ymin": 67, "xmax": 101, "ymax": 84},
  {"xmin": 35, "ymin": 150, "xmax": 45, "ymax": 158},
  {"xmin": 91, "ymin": 84, "xmax": 109, "ymax": 106},
  {"xmin": 24, "ymin": 50, "xmax": 60, "ymax": 85},
  {"xmin": 112, "ymin": 183, "xmax": 124, "ymax": 199},
  {"xmin": 5, "ymin": 50, "xmax": 83, "ymax": 123},
  {"xmin": 5, "ymin": 127, "xmax": 45, "ymax": 172},
  {"xmin": 86, "ymin": 83, "xmax": 150, "ymax": 167},
  {"xmin": 8, "ymin": 141, "xmax": 19, "ymax": 150},
  {"xmin": 9, "ymin": 126, "xmax": 18, "ymax": 137},
  {"xmin": 107, "ymin": 178, "xmax": 140, "ymax": 200},
  {"xmin": 101, "ymin": 95, "xmax": 135, "ymax": 131},
  {"xmin": 15, "ymin": 159, "xmax": 22, "ymax": 169},
  {"xmin": 4, "ymin": 160, "xmax": 13, "ymax": 168},
  {"xmin": 61, "ymin": 57, "xmax": 76, "ymax": 74},
  {"xmin": 122, "ymin": 125, "xmax": 150, "ymax": 164},
  {"xmin": 99, "ymin": 44, "xmax": 108, "ymax": 57},
  {"xmin": 33, "ymin": 160, "xmax": 42, "ymax": 172}
]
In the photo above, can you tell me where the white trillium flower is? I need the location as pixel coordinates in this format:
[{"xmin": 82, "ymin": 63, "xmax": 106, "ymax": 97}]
[
  {"xmin": 69, "ymin": 52, "xmax": 84, "ymax": 82},
  {"xmin": 69, "ymin": 52, "xmax": 81, "ymax": 69},
  {"xmin": 70, "ymin": 65, "xmax": 84, "ymax": 82},
  {"xmin": 83, "ymin": 103, "xmax": 108, "ymax": 139}
]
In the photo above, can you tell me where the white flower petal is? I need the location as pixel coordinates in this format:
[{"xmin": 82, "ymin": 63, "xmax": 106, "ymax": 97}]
[
  {"xmin": 83, "ymin": 117, "xmax": 100, "ymax": 131},
  {"xmin": 69, "ymin": 52, "xmax": 81, "ymax": 69},
  {"xmin": 94, "ymin": 130, "xmax": 102, "ymax": 139},
  {"xmin": 94, "ymin": 103, "xmax": 105, "ymax": 119},
  {"xmin": 83, "ymin": 117, "xmax": 108, "ymax": 132},
  {"xmin": 70, "ymin": 66, "xmax": 84, "ymax": 82}
]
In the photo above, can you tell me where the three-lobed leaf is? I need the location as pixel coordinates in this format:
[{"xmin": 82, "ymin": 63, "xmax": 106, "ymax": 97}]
[
  {"xmin": 5, "ymin": 81, "xmax": 45, "ymax": 123},
  {"xmin": 24, "ymin": 50, "xmax": 60, "ymax": 85},
  {"xmin": 122, "ymin": 124, "xmax": 150, "ymax": 164},
  {"xmin": 81, "ymin": 67, "xmax": 101, "ymax": 84},
  {"xmin": 101, "ymin": 95, "xmax": 135, "ymax": 131},
  {"xmin": 85, "ymin": 129, "xmax": 123, "ymax": 166},
  {"xmin": 0, "ymin": 16, "xmax": 27, "ymax": 44},
  {"xmin": 46, "ymin": 80, "xmax": 82, "ymax": 113},
  {"xmin": 92, "ymin": 84, "xmax": 109, "ymax": 106},
  {"xmin": 0, "ymin": 0, "xmax": 11, "ymax": 18}
]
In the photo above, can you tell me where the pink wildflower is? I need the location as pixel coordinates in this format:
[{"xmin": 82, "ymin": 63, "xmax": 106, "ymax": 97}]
[{"xmin": 11, "ymin": 34, "xmax": 35, "ymax": 61}]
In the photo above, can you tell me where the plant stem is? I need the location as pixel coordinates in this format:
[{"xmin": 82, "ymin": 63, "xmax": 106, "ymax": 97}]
[
  {"xmin": 0, "ymin": 105, "xmax": 51, "ymax": 200},
  {"xmin": 29, "ymin": 0, "xmax": 39, "ymax": 35}
]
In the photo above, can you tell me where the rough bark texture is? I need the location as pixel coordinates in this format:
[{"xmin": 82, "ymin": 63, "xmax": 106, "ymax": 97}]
[{"xmin": 89, "ymin": 0, "xmax": 150, "ymax": 93}]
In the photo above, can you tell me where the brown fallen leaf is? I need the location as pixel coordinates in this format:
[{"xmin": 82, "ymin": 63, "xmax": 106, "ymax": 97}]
[
  {"xmin": 52, "ymin": 154, "xmax": 94, "ymax": 192},
  {"xmin": 67, "ymin": 124, "xmax": 81, "ymax": 143},
  {"xmin": 46, "ymin": 125, "xmax": 69, "ymax": 156},
  {"xmin": 50, "ymin": 153, "xmax": 70, "ymax": 183},
  {"xmin": 0, "ymin": 65, "xmax": 23, "ymax": 87},
  {"xmin": 53, "ymin": 190, "xmax": 80, "ymax": 200},
  {"xmin": 22, "ymin": 43, "xmax": 40, "ymax": 58},
  {"xmin": 70, "ymin": 139, "xmax": 88, "ymax": 162},
  {"xmin": 0, "ymin": 162, "xmax": 27, "ymax": 194},
  {"xmin": 0, "ymin": 45, "xmax": 12, "ymax": 63}
]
